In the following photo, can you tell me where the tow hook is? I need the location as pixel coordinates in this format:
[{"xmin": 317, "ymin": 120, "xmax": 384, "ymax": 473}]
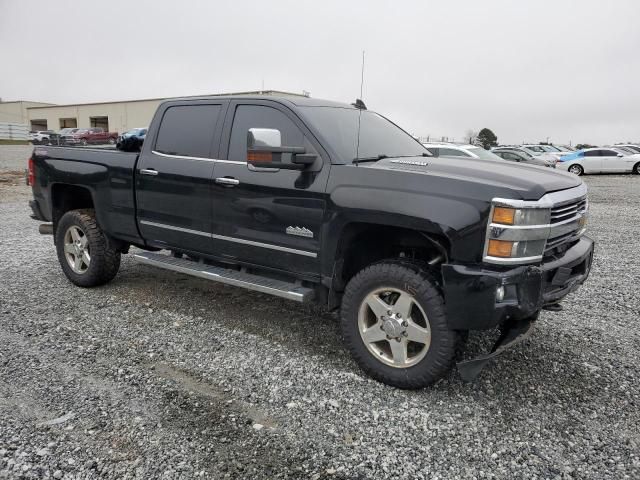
[
  {"xmin": 457, "ymin": 316, "xmax": 536, "ymax": 382},
  {"xmin": 39, "ymin": 223, "xmax": 53, "ymax": 235}
]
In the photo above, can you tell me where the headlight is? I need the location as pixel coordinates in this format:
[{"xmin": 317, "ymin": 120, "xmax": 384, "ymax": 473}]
[
  {"xmin": 491, "ymin": 206, "xmax": 550, "ymax": 226},
  {"xmin": 483, "ymin": 187, "xmax": 588, "ymax": 265},
  {"xmin": 485, "ymin": 204, "xmax": 550, "ymax": 262}
]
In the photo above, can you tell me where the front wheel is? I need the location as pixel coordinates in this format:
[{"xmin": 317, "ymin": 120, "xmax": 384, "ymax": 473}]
[
  {"xmin": 568, "ymin": 164, "xmax": 584, "ymax": 176},
  {"xmin": 55, "ymin": 209, "xmax": 121, "ymax": 287},
  {"xmin": 340, "ymin": 261, "xmax": 459, "ymax": 389},
  {"xmin": 633, "ymin": 162, "xmax": 640, "ymax": 175},
  {"xmin": 108, "ymin": 137, "xmax": 116, "ymax": 145}
]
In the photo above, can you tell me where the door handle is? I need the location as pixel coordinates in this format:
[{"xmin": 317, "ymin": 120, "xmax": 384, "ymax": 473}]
[
  {"xmin": 140, "ymin": 168, "xmax": 158, "ymax": 176},
  {"xmin": 215, "ymin": 177, "xmax": 240, "ymax": 186}
]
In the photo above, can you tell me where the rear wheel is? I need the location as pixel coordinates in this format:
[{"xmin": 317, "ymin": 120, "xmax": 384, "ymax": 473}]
[
  {"xmin": 568, "ymin": 164, "xmax": 583, "ymax": 176},
  {"xmin": 340, "ymin": 261, "xmax": 459, "ymax": 389},
  {"xmin": 55, "ymin": 209, "xmax": 120, "ymax": 287},
  {"xmin": 82, "ymin": 139, "xmax": 88, "ymax": 146},
  {"xmin": 633, "ymin": 162, "xmax": 640, "ymax": 175}
]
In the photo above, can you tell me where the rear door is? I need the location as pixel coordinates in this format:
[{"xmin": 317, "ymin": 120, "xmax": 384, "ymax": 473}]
[
  {"xmin": 599, "ymin": 149, "xmax": 628, "ymax": 172},
  {"xmin": 136, "ymin": 101, "xmax": 227, "ymax": 255},
  {"xmin": 210, "ymin": 100, "xmax": 330, "ymax": 276}
]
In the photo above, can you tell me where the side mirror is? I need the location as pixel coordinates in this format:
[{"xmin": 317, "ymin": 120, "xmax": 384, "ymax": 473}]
[
  {"xmin": 617, "ymin": 153, "xmax": 624, "ymax": 158},
  {"xmin": 247, "ymin": 128, "xmax": 313, "ymax": 170}
]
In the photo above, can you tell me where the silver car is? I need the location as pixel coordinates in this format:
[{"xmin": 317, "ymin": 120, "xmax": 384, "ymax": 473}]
[{"xmin": 492, "ymin": 147, "xmax": 556, "ymax": 168}]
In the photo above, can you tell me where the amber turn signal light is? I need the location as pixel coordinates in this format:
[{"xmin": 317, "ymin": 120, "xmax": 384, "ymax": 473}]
[
  {"xmin": 487, "ymin": 239, "xmax": 514, "ymax": 258},
  {"xmin": 492, "ymin": 206, "xmax": 515, "ymax": 225},
  {"xmin": 247, "ymin": 151, "xmax": 272, "ymax": 163}
]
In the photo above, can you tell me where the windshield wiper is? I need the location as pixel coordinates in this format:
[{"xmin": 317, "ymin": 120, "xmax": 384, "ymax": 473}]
[
  {"xmin": 352, "ymin": 152, "xmax": 431, "ymax": 165},
  {"xmin": 393, "ymin": 153, "xmax": 432, "ymax": 158},
  {"xmin": 352, "ymin": 154, "xmax": 388, "ymax": 164}
]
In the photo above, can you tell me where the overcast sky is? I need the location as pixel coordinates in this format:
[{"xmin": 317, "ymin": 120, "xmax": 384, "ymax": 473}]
[{"xmin": 1, "ymin": 0, "xmax": 639, "ymax": 145}]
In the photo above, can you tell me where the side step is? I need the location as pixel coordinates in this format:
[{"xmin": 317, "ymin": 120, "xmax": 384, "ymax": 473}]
[{"xmin": 133, "ymin": 251, "xmax": 315, "ymax": 303}]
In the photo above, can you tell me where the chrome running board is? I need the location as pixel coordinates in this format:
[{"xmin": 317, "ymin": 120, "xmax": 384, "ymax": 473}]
[{"xmin": 133, "ymin": 251, "xmax": 314, "ymax": 303}]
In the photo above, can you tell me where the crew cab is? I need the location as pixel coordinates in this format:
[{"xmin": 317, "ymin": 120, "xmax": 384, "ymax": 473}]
[
  {"xmin": 27, "ymin": 94, "xmax": 594, "ymax": 388},
  {"xmin": 64, "ymin": 127, "xmax": 119, "ymax": 146}
]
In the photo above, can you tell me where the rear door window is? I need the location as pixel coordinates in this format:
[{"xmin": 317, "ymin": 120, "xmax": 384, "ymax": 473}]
[
  {"xmin": 155, "ymin": 104, "xmax": 222, "ymax": 158},
  {"xmin": 599, "ymin": 149, "xmax": 618, "ymax": 157},
  {"xmin": 425, "ymin": 147, "xmax": 439, "ymax": 156},
  {"xmin": 439, "ymin": 148, "xmax": 469, "ymax": 157}
]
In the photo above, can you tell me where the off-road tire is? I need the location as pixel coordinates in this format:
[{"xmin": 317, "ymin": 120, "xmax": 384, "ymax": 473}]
[
  {"xmin": 55, "ymin": 209, "xmax": 120, "ymax": 287},
  {"xmin": 340, "ymin": 260, "xmax": 459, "ymax": 389}
]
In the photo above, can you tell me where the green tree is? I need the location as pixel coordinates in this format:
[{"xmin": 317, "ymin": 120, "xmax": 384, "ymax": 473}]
[{"xmin": 476, "ymin": 128, "xmax": 498, "ymax": 149}]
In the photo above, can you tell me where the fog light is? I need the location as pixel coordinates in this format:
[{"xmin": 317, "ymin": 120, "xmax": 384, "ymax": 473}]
[{"xmin": 496, "ymin": 285, "xmax": 505, "ymax": 302}]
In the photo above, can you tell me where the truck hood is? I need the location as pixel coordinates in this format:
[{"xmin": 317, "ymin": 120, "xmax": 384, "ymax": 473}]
[{"xmin": 364, "ymin": 155, "xmax": 581, "ymax": 200}]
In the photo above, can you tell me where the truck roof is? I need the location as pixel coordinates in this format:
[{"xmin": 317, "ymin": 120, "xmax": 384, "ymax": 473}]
[{"xmin": 162, "ymin": 93, "xmax": 355, "ymax": 109}]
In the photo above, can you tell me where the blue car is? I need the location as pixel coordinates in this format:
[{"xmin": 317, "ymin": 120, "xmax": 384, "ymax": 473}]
[{"xmin": 116, "ymin": 128, "xmax": 147, "ymax": 151}]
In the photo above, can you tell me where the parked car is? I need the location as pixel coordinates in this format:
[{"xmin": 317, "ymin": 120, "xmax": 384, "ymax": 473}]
[
  {"xmin": 609, "ymin": 145, "xmax": 639, "ymax": 155},
  {"xmin": 116, "ymin": 127, "xmax": 147, "ymax": 151},
  {"xmin": 517, "ymin": 145, "xmax": 562, "ymax": 164},
  {"xmin": 27, "ymin": 94, "xmax": 594, "ymax": 388},
  {"xmin": 554, "ymin": 145, "xmax": 577, "ymax": 152},
  {"xmin": 58, "ymin": 128, "xmax": 81, "ymax": 145},
  {"xmin": 614, "ymin": 144, "xmax": 640, "ymax": 154},
  {"xmin": 492, "ymin": 147, "xmax": 556, "ymax": 168},
  {"xmin": 422, "ymin": 143, "xmax": 503, "ymax": 161},
  {"xmin": 66, "ymin": 128, "xmax": 119, "ymax": 146},
  {"xmin": 557, "ymin": 147, "xmax": 640, "ymax": 175},
  {"xmin": 29, "ymin": 130, "xmax": 55, "ymax": 144}
]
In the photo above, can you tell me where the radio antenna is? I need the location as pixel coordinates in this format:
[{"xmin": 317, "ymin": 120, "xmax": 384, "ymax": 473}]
[
  {"xmin": 355, "ymin": 50, "xmax": 365, "ymax": 161},
  {"xmin": 360, "ymin": 50, "xmax": 365, "ymax": 100}
]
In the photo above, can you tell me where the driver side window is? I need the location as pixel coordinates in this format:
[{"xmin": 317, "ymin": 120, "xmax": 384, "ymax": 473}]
[{"xmin": 228, "ymin": 105, "xmax": 308, "ymax": 162}]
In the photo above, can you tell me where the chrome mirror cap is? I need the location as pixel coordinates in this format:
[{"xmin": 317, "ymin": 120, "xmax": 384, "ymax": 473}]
[{"xmin": 248, "ymin": 128, "xmax": 282, "ymax": 149}]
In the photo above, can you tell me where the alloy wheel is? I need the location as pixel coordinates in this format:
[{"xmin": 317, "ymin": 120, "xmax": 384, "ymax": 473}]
[
  {"xmin": 357, "ymin": 287, "xmax": 431, "ymax": 368},
  {"xmin": 63, "ymin": 225, "xmax": 90, "ymax": 274}
]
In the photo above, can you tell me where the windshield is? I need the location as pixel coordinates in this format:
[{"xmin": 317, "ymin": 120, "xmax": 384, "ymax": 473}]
[
  {"xmin": 299, "ymin": 107, "xmax": 427, "ymax": 162},
  {"xmin": 516, "ymin": 149, "xmax": 535, "ymax": 159},
  {"xmin": 541, "ymin": 145, "xmax": 561, "ymax": 152},
  {"xmin": 525, "ymin": 146, "xmax": 545, "ymax": 153},
  {"xmin": 467, "ymin": 147, "xmax": 502, "ymax": 161}
]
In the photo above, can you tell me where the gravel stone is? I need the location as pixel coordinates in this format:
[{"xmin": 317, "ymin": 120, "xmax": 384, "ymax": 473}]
[{"xmin": 1, "ymin": 146, "xmax": 639, "ymax": 478}]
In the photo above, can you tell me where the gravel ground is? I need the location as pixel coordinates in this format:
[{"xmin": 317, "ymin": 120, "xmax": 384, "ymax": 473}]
[
  {"xmin": 0, "ymin": 145, "xmax": 638, "ymax": 479},
  {"xmin": 0, "ymin": 146, "xmax": 32, "ymax": 172}
]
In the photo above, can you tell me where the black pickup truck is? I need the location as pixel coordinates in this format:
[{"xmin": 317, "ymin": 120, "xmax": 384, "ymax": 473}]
[{"xmin": 27, "ymin": 94, "xmax": 594, "ymax": 388}]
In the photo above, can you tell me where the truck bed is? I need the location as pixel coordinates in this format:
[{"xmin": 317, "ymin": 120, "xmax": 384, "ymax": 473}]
[{"xmin": 31, "ymin": 145, "xmax": 142, "ymax": 245}]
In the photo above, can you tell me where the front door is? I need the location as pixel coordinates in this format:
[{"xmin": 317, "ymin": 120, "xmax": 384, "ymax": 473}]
[
  {"xmin": 211, "ymin": 101, "xmax": 330, "ymax": 277},
  {"xmin": 136, "ymin": 101, "xmax": 226, "ymax": 255},
  {"xmin": 581, "ymin": 150, "xmax": 603, "ymax": 173}
]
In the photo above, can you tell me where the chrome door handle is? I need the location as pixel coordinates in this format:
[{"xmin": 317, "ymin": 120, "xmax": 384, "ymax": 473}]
[
  {"xmin": 215, "ymin": 177, "xmax": 240, "ymax": 186},
  {"xmin": 140, "ymin": 168, "xmax": 158, "ymax": 176}
]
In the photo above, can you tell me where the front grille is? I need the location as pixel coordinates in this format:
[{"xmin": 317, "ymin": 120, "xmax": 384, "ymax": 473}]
[
  {"xmin": 550, "ymin": 198, "xmax": 587, "ymax": 224},
  {"xmin": 545, "ymin": 196, "xmax": 588, "ymax": 256}
]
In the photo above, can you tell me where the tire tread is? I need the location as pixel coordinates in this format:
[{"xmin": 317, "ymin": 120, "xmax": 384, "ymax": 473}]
[{"xmin": 340, "ymin": 259, "xmax": 459, "ymax": 389}]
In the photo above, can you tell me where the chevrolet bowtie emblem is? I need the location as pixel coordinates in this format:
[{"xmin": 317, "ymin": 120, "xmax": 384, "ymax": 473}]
[{"xmin": 286, "ymin": 226, "xmax": 314, "ymax": 238}]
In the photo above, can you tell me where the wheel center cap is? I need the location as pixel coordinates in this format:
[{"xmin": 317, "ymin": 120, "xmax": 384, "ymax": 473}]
[{"xmin": 382, "ymin": 317, "xmax": 404, "ymax": 338}]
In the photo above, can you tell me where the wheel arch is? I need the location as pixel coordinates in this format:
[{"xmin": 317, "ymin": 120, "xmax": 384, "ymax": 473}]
[
  {"xmin": 325, "ymin": 221, "xmax": 451, "ymax": 303},
  {"xmin": 50, "ymin": 183, "xmax": 96, "ymax": 240}
]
